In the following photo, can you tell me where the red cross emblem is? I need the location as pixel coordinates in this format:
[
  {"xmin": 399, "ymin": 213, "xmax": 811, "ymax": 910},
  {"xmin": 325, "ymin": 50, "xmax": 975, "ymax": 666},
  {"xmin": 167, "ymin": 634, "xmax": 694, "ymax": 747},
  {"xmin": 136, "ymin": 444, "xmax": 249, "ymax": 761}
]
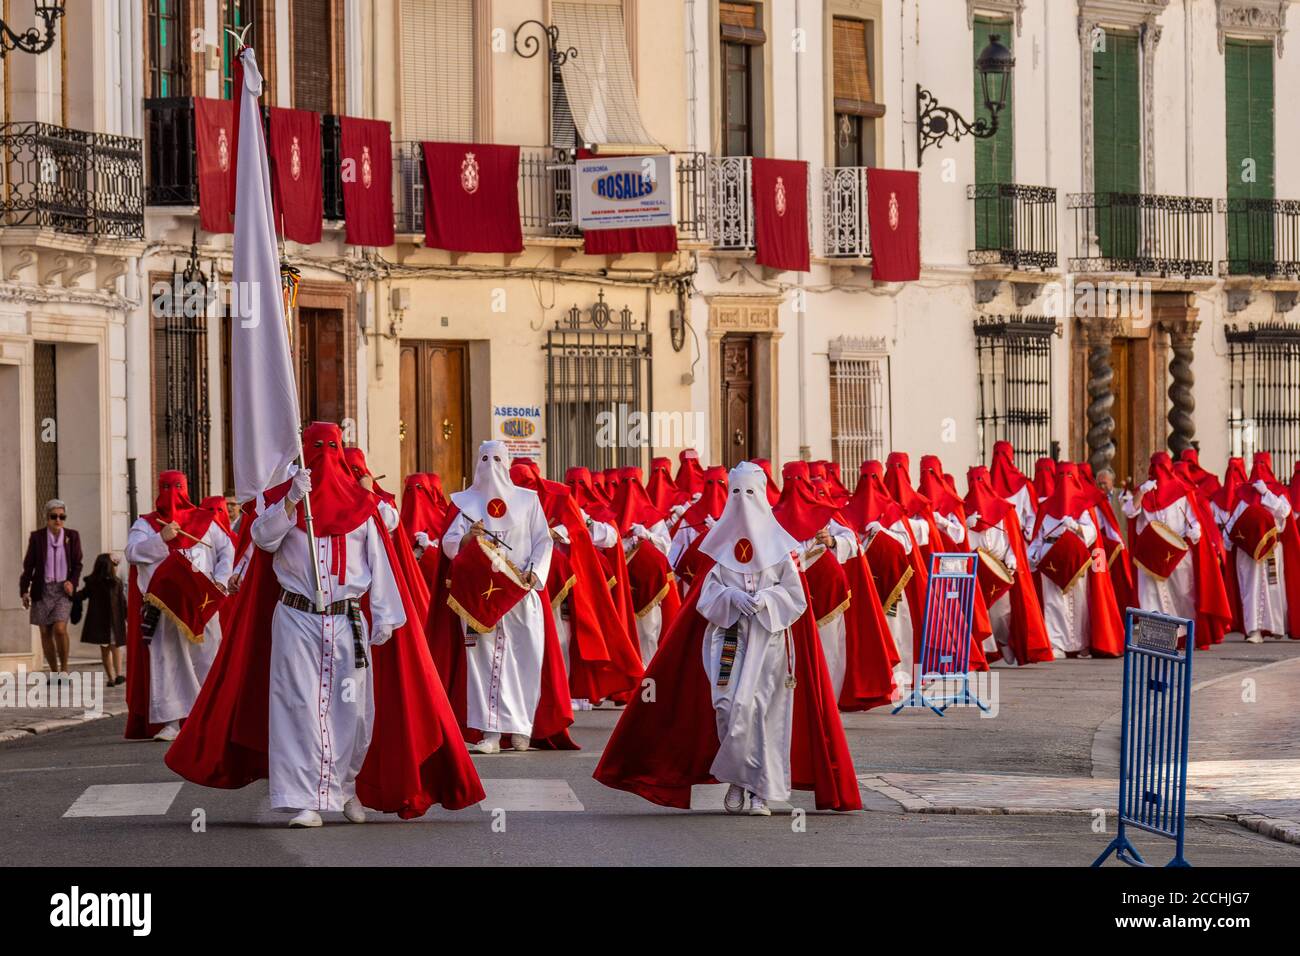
[
  {"xmin": 486, "ymin": 497, "xmax": 508, "ymax": 518},
  {"xmin": 733, "ymin": 538, "xmax": 753, "ymax": 563}
]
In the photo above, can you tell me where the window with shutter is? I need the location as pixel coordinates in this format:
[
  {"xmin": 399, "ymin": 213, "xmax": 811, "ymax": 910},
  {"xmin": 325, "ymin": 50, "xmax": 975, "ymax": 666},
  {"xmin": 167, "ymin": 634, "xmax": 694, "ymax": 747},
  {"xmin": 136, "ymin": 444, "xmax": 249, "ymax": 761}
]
[
  {"xmin": 832, "ymin": 17, "xmax": 880, "ymax": 168},
  {"xmin": 292, "ymin": 0, "xmax": 340, "ymax": 114},
  {"xmin": 1225, "ymin": 39, "xmax": 1275, "ymax": 272},
  {"xmin": 973, "ymin": 16, "xmax": 1014, "ymax": 250},
  {"xmin": 401, "ymin": 0, "xmax": 475, "ymax": 142},
  {"xmin": 720, "ymin": 2, "xmax": 764, "ymax": 157},
  {"xmin": 147, "ymin": 0, "xmax": 188, "ymax": 98},
  {"xmin": 1092, "ymin": 30, "xmax": 1140, "ymax": 260}
]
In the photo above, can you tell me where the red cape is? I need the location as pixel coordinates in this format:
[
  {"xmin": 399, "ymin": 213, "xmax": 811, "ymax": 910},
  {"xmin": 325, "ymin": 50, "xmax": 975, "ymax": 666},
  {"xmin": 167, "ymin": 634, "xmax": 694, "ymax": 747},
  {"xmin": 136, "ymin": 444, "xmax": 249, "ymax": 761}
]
[
  {"xmin": 838, "ymin": 552, "xmax": 899, "ymax": 709},
  {"xmin": 163, "ymin": 514, "xmax": 485, "ymax": 816},
  {"xmin": 594, "ymin": 557, "xmax": 862, "ymax": 812},
  {"xmin": 999, "ymin": 508, "xmax": 1055, "ymax": 665}
]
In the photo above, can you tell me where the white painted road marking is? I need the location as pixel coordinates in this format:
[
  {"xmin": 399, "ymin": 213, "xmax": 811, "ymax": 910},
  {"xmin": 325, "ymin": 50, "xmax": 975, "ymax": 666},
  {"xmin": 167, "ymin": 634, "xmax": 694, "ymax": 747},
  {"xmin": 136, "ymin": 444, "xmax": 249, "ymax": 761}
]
[
  {"xmin": 63, "ymin": 783, "xmax": 183, "ymax": 818},
  {"xmin": 479, "ymin": 778, "xmax": 585, "ymax": 811}
]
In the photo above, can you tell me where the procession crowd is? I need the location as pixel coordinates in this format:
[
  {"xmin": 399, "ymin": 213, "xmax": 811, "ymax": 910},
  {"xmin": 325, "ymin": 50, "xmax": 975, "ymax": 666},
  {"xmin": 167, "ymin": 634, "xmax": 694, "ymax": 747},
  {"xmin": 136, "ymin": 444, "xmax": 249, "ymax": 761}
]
[{"xmin": 89, "ymin": 429, "xmax": 1297, "ymax": 824}]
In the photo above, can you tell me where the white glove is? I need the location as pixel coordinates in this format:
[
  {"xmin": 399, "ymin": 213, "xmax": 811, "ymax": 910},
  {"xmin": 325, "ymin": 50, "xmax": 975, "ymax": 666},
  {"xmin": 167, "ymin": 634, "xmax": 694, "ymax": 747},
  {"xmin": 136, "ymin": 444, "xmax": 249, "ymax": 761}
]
[
  {"xmin": 1254, "ymin": 480, "xmax": 1270, "ymax": 495},
  {"xmin": 370, "ymin": 627, "xmax": 393, "ymax": 647},
  {"xmin": 414, "ymin": 531, "xmax": 431, "ymax": 549},
  {"xmin": 1139, "ymin": 479, "xmax": 1157, "ymax": 494},
  {"xmin": 288, "ymin": 468, "xmax": 312, "ymax": 504},
  {"xmin": 631, "ymin": 523, "xmax": 649, "ymax": 540},
  {"xmin": 734, "ymin": 591, "xmax": 761, "ymax": 617},
  {"xmin": 966, "ymin": 513, "xmax": 980, "ymax": 530},
  {"xmin": 1063, "ymin": 516, "xmax": 1081, "ymax": 533}
]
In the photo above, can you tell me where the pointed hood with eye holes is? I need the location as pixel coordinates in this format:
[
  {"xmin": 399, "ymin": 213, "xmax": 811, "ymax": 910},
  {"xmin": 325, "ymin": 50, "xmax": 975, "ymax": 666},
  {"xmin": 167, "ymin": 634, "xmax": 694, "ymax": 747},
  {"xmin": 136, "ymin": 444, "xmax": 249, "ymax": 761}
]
[
  {"xmin": 700, "ymin": 462, "xmax": 799, "ymax": 572},
  {"xmin": 451, "ymin": 440, "xmax": 536, "ymax": 533},
  {"xmin": 145, "ymin": 471, "xmax": 216, "ymax": 544},
  {"xmin": 274, "ymin": 422, "xmax": 379, "ymax": 537}
]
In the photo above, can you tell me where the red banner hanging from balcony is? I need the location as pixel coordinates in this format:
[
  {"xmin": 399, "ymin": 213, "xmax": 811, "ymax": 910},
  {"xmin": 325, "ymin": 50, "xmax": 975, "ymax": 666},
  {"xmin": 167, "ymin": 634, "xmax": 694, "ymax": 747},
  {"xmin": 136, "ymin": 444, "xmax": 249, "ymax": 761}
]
[
  {"xmin": 194, "ymin": 97, "xmax": 235, "ymax": 234},
  {"xmin": 751, "ymin": 158, "xmax": 809, "ymax": 273},
  {"xmin": 867, "ymin": 168, "xmax": 920, "ymax": 282},
  {"xmin": 421, "ymin": 142, "xmax": 524, "ymax": 253},
  {"xmin": 267, "ymin": 107, "xmax": 323, "ymax": 245},
  {"xmin": 578, "ymin": 148, "xmax": 678, "ymax": 255},
  {"xmin": 339, "ymin": 117, "xmax": 395, "ymax": 247}
]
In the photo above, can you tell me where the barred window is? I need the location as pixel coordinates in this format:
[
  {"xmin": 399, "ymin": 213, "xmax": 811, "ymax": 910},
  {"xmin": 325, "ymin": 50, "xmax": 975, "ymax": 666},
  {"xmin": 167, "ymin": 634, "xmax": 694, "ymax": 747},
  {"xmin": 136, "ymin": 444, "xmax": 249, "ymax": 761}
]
[
  {"xmin": 1227, "ymin": 323, "xmax": 1300, "ymax": 474},
  {"xmin": 152, "ymin": 278, "xmax": 212, "ymax": 496},
  {"xmin": 974, "ymin": 315, "xmax": 1057, "ymax": 472},
  {"xmin": 828, "ymin": 336, "xmax": 890, "ymax": 474}
]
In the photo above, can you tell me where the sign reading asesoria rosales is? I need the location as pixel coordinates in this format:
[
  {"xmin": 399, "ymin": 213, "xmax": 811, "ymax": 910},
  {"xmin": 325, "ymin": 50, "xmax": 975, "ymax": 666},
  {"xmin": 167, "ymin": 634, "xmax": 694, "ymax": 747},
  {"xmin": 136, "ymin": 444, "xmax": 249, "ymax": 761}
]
[{"xmin": 573, "ymin": 155, "xmax": 677, "ymax": 230}]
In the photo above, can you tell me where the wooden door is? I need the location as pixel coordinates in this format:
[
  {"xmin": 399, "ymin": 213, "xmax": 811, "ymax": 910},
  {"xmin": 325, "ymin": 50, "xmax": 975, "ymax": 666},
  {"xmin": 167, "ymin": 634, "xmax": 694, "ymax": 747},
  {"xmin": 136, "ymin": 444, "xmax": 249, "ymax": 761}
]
[
  {"xmin": 721, "ymin": 334, "xmax": 754, "ymax": 468},
  {"xmin": 1109, "ymin": 338, "xmax": 1136, "ymax": 486},
  {"xmin": 399, "ymin": 340, "xmax": 469, "ymax": 491},
  {"xmin": 297, "ymin": 306, "xmax": 345, "ymax": 425}
]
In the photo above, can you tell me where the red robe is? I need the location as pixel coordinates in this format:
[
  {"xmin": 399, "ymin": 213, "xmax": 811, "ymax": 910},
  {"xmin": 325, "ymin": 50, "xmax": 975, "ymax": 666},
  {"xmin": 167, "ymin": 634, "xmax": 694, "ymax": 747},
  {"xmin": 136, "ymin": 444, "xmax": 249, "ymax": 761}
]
[
  {"xmin": 838, "ymin": 552, "xmax": 899, "ymax": 710},
  {"xmin": 163, "ymin": 514, "xmax": 485, "ymax": 816},
  {"xmin": 594, "ymin": 558, "xmax": 862, "ymax": 812}
]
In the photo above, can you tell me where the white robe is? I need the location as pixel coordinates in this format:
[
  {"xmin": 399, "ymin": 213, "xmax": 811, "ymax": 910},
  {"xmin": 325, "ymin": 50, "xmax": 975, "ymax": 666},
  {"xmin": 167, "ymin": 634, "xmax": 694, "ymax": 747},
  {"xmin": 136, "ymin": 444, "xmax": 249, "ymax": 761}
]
[
  {"xmin": 798, "ymin": 520, "xmax": 857, "ymax": 698},
  {"xmin": 1124, "ymin": 496, "xmax": 1200, "ymax": 625},
  {"xmin": 1028, "ymin": 512, "xmax": 1098, "ymax": 655},
  {"xmin": 1220, "ymin": 493, "xmax": 1292, "ymax": 636},
  {"xmin": 125, "ymin": 518, "xmax": 234, "ymax": 725},
  {"xmin": 968, "ymin": 518, "xmax": 1018, "ymax": 664},
  {"xmin": 1006, "ymin": 485, "xmax": 1037, "ymax": 540},
  {"xmin": 442, "ymin": 498, "xmax": 553, "ymax": 736},
  {"xmin": 626, "ymin": 518, "xmax": 672, "ymax": 664},
  {"xmin": 864, "ymin": 518, "xmax": 919, "ymax": 682},
  {"xmin": 697, "ymin": 554, "xmax": 807, "ymax": 803},
  {"xmin": 250, "ymin": 501, "xmax": 405, "ymax": 812}
]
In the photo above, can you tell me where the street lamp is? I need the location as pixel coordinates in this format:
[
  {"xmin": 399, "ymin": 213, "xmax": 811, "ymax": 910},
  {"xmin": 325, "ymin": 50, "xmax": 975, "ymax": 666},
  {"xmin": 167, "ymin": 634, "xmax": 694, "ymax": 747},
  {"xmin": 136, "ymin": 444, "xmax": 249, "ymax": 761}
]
[
  {"xmin": 0, "ymin": 1, "xmax": 65, "ymax": 58},
  {"xmin": 915, "ymin": 33, "xmax": 1015, "ymax": 165}
]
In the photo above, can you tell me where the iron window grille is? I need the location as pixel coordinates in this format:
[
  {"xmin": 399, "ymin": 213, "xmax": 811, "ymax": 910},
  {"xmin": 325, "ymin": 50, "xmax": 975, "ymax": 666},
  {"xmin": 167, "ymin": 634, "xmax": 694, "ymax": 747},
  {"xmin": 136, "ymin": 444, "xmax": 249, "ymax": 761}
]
[
  {"xmin": 975, "ymin": 314, "xmax": 1058, "ymax": 471},
  {"xmin": 1226, "ymin": 322, "xmax": 1300, "ymax": 475},
  {"xmin": 544, "ymin": 295, "xmax": 652, "ymax": 480},
  {"xmin": 828, "ymin": 335, "xmax": 891, "ymax": 473},
  {"xmin": 1066, "ymin": 191, "xmax": 1215, "ymax": 278},
  {"xmin": 152, "ymin": 263, "xmax": 212, "ymax": 496},
  {"xmin": 1218, "ymin": 197, "xmax": 1300, "ymax": 279}
]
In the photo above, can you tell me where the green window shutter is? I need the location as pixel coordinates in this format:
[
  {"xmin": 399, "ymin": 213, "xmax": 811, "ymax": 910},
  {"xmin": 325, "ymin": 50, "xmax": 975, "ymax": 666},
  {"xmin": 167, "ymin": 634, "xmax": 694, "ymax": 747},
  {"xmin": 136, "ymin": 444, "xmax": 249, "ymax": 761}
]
[
  {"xmin": 974, "ymin": 17, "xmax": 1014, "ymax": 251},
  {"xmin": 1093, "ymin": 31, "xmax": 1140, "ymax": 260},
  {"xmin": 1225, "ymin": 40, "xmax": 1275, "ymax": 272}
]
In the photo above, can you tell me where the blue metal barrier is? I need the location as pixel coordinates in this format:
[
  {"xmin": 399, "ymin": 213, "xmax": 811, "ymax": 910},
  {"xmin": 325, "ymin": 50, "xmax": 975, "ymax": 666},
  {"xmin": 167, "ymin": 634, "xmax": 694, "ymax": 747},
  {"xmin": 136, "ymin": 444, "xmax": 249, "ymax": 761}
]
[
  {"xmin": 1092, "ymin": 608, "xmax": 1195, "ymax": 868},
  {"xmin": 891, "ymin": 553, "xmax": 989, "ymax": 716}
]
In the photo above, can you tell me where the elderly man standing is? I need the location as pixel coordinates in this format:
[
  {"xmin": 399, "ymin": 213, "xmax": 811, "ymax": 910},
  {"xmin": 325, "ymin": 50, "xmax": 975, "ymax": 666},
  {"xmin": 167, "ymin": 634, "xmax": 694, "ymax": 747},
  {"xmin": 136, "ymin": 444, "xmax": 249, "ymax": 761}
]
[{"xmin": 20, "ymin": 499, "xmax": 83, "ymax": 681}]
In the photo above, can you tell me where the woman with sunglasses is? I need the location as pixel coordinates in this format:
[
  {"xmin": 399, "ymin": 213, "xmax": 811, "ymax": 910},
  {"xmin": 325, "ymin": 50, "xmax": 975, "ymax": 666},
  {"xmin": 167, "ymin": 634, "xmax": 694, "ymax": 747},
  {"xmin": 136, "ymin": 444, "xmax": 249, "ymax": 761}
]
[{"xmin": 19, "ymin": 500, "xmax": 83, "ymax": 681}]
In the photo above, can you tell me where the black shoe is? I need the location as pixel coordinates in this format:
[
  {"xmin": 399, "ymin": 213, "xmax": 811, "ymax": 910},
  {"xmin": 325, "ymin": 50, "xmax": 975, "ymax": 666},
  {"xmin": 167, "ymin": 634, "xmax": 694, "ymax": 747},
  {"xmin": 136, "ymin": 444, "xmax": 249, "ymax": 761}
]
[{"xmin": 114, "ymin": 675, "xmax": 126, "ymax": 686}]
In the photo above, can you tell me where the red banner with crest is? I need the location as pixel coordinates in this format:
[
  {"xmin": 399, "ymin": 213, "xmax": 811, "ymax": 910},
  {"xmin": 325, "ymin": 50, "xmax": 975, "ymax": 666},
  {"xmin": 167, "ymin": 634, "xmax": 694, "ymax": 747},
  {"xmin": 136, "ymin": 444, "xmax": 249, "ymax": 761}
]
[{"xmin": 268, "ymin": 106, "xmax": 323, "ymax": 244}]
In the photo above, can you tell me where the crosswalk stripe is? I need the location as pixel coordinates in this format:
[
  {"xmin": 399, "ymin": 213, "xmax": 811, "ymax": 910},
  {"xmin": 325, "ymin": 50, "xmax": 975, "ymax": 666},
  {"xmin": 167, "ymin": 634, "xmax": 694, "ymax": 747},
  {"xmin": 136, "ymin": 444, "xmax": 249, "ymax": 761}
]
[
  {"xmin": 63, "ymin": 783, "xmax": 183, "ymax": 818},
  {"xmin": 479, "ymin": 778, "xmax": 584, "ymax": 811}
]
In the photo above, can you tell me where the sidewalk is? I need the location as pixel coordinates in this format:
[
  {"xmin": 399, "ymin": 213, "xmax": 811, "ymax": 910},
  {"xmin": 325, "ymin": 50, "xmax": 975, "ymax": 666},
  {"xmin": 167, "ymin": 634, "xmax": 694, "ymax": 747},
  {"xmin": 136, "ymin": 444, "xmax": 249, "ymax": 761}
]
[
  {"xmin": 859, "ymin": 655, "xmax": 1300, "ymax": 846},
  {"xmin": 0, "ymin": 660, "xmax": 129, "ymax": 742}
]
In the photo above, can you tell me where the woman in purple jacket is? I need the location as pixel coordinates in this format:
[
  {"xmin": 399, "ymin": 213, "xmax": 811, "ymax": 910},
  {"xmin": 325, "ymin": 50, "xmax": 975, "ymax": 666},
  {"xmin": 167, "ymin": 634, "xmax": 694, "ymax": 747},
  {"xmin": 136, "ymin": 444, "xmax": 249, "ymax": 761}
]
[{"xmin": 19, "ymin": 499, "xmax": 83, "ymax": 680}]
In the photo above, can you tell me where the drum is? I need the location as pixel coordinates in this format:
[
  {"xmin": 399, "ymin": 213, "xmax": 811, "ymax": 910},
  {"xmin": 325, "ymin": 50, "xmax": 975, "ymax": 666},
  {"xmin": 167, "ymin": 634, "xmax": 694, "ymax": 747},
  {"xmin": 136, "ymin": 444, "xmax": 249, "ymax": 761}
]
[
  {"xmin": 975, "ymin": 547, "xmax": 1015, "ymax": 606},
  {"xmin": 1230, "ymin": 503, "xmax": 1279, "ymax": 562},
  {"xmin": 864, "ymin": 529, "xmax": 914, "ymax": 616},
  {"xmin": 1037, "ymin": 528, "xmax": 1092, "ymax": 592},
  {"xmin": 446, "ymin": 533, "xmax": 531, "ymax": 634},
  {"xmin": 145, "ymin": 550, "xmax": 225, "ymax": 644},
  {"xmin": 1132, "ymin": 520, "xmax": 1190, "ymax": 581}
]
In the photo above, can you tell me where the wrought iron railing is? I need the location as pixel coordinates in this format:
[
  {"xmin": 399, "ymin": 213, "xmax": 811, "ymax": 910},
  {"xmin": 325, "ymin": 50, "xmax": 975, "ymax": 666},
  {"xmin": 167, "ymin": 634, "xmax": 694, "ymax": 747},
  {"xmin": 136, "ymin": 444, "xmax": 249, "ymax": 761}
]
[
  {"xmin": 1067, "ymin": 191, "xmax": 1215, "ymax": 277},
  {"xmin": 674, "ymin": 151, "xmax": 709, "ymax": 243},
  {"xmin": 968, "ymin": 183, "xmax": 1057, "ymax": 270},
  {"xmin": 974, "ymin": 314, "xmax": 1059, "ymax": 471},
  {"xmin": 143, "ymin": 97, "xmax": 198, "ymax": 205},
  {"xmin": 1226, "ymin": 321, "xmax": 1300, "ymax": 475},
  {"xmin": 707, "ymin": 155, "xmax": 754, "ymax": 250},
  {"xmin": 822, "ymin": 166, "xmax": 870, "ymax": 259},
  {"xmin": 321, "ymin": 114, "xmax": 345, "ymax": 220},
  {"xmin": 0, "ymin": 122, "xmax": 144, "ymax": 238},
  {"xmin": 1219, "ymin": 197, "xmax": 1300, "ymax": 279}
]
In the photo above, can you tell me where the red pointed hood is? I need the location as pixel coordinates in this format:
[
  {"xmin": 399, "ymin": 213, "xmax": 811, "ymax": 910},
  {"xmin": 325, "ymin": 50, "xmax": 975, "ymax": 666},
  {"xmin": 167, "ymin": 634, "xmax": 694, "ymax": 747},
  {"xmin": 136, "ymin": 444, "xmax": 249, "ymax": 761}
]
[
  {"xmin": 400, "ymin": 472, "xmax": 449, "ymax": 536},
  {"xmin": 963, "ymin": 466, "xmax": 1011, "ymax": 530},
  {"xmin": 750, "ymin": 458, "xmax": 781, "ymax": 504},
  {"xmin": 990, "ymin": 440, "xmax": 1032, "ymax": 498},
  {"xmin": 1250, "ymin": 451, "xmax": 1286, "ymax": 496},
  {"xmin": 1031, "ymin": 462, "xmax": 1094, "ymax": 537},
  {"xmin": 645, "ymin": 456, "xmax": 683, "ymax": 510},
  {"xmin": 841, "ymin": 461, "xmax": 904, "ymax": 531},
  {"xmin": 144, "ymin": 470, "xmax": 215, "ymax": 545},
  {"xmin": 264, "ymin": 422, "xmax": 378, "ymax": 537},
  {"xmin": 919, "ymin": 454, "xmax": 964, "ymax": 518},
  {"xmin": 680, "ymin": 465, "xmax": 728, "ymax": 527},
  {"xmin": 675, "ymin": 449, "xmax": 706, "ymax": 496},
  {"xmin": 343, "ymin": 446, "xmax": 395, "ymax": 506},
  {"xmin": 1140, "ymin": 451, "xmax": 1193, "ymax": 511},
  {"xmin": 773, "ymin": 461, "xmax": 839, "ymax": 541},
  {"xmin": 1212, "ymin": 457, "xmax": 1249, "ymax": 512},
  {"xmin": 610, "ymin": 470, "xmax": 667, "ymax": 536},
  {"xmin": 883, "ymin": 456, "xmax": 929, "ymax": 518},
  {"xmin": 1032, "ymin": 457, "xmax": 1057, "ymax": 502}
]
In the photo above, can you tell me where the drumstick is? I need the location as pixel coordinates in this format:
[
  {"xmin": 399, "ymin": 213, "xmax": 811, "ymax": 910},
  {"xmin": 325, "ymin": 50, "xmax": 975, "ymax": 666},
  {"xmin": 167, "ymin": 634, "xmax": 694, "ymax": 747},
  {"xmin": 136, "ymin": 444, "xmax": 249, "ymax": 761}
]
[
  {"xmin": 468, "ymin": 515, "xmax": 513, "ymax": 551},
  {"xmin": 175, "ymin": 528, "xmax": 213, "ymax": 550}
]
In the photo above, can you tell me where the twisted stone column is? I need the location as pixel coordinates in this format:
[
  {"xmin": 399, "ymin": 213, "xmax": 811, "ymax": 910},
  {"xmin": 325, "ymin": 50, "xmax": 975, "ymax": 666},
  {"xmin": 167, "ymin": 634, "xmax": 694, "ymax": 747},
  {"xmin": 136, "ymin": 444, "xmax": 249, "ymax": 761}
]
[
  {"xmin": 1166, "ymin": 319, "xmax": 1201, "ymax": 456},
  {"xmin": 1083, "ymin": 318, "xmax": 1120, "ymax": 479}
]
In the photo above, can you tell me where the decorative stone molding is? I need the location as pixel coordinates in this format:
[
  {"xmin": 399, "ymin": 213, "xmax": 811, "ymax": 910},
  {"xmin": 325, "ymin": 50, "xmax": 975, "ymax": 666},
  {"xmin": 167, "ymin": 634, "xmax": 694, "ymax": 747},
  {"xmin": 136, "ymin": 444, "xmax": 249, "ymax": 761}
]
[
  {"xmin": 967, "ymin": 0, "xmax": 1025, "ymax": 35},
  {"xmin": 1216, "ymin": 1, "xmax": 1288, "ymax": 55},
  {"xmin": 1078, "ymin": 1, "xmax": 1168, "ymax": 193},
  {"xmin": 828, "ymin": 334, "xmax": 889, "ymax": 360}
]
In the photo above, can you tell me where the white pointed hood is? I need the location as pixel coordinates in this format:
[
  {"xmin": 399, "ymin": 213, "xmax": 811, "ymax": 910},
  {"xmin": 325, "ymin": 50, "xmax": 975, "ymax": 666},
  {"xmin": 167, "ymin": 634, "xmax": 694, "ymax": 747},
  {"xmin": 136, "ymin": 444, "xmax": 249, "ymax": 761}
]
[
  {"xmin": 699, "ymin": 461, "xmax": 799, "ymax": 573},
  {"xmin": 451, "ymin": 440, "xmax": 536, "ymax": 533}
]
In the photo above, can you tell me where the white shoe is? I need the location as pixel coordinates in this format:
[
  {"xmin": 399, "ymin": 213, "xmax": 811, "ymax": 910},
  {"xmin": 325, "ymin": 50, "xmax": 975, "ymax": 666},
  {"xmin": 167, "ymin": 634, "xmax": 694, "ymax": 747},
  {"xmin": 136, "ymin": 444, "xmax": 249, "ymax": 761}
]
[
  {"xmin": 748, "ymin": 795, "xmax": 772, "ymax": 816},
  {"xmin": 153, "ymin": 721, "xmax": 179, "ymax": 742},
  {"xmin": 342, "ymin": 797, "xmax": 366, "ymax": 824},
  {"xmin": 288, "ymin": 809, "xmax": 323, "ymax": 828},
  {"xmin": 510, "ymin": 733, "xmax": 530, "ymax": 752},
  {"xmin": 1078, "ymin": 650, "xmax": 1092, "ymax": 660},
  {"xmin": 723, "ymin": 784, "xmax": 746, "ymax": 814},
  {"xmin": 1052, "ymin": 649, "xmax": 1066, "ymax": 660},
  {"xmin": 471, "ymin": 735, "xmax": 501, "ymax": 754},
  {"xmin": 1246, "ymin": 632, "xmax": 1265, "ymax": 644}
]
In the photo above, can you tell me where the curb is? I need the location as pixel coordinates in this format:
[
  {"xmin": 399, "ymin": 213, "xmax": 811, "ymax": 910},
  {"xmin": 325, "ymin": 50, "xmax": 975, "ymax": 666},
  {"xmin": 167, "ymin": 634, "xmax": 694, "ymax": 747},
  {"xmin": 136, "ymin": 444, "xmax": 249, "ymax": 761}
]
[
  {"xmin": 1235, "ymin": 814, "xmax": 1300, "ymax": 847},
  {"xmin": 0, "ymin": 703, "xmax": 129, "ymax": 743}
]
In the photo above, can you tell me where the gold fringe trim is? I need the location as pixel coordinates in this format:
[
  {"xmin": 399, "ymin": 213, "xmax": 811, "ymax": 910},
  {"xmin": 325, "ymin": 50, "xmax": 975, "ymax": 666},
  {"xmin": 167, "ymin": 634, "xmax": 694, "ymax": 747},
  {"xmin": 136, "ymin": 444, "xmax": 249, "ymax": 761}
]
[
  {"xmin": 142, "ymin": 591, "xmax": 206, "ymax": 645},
  {"xmin": 880, "ymin": 566, "xmax": 913, "ymax": 616},
  {"xmin": 551, "ymin": 574, "xmax": 576, "ymax": 612},
  {"xmin": 635, "ymin": 577, "xmax": 674, "ymax": 619},
  {"xmin": 1253, "ymin": 529, "xmax": 1279, "ymax": 563},
  {"xmin": 445, "ymin": 593, "xmax": 497, "ymax": 635},
  {"xmin": 607, "ymin": 575, "xmax": 617, "ymax": 590},
  {"xmin": 1066, "ymin": 559, "xmax": 1093, "ymax": 591},
  {"xmin": 816, "ymin": 592, "xmax": 851, "ymax": 629}
]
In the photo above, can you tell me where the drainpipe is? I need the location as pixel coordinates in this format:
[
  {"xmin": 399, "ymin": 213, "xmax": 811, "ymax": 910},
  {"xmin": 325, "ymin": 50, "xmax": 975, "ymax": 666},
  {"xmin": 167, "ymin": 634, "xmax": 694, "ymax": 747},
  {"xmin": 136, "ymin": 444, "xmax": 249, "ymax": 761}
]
[{"xmin": 795, "ymin": 0, "xmax": 808, "ymax": 460}]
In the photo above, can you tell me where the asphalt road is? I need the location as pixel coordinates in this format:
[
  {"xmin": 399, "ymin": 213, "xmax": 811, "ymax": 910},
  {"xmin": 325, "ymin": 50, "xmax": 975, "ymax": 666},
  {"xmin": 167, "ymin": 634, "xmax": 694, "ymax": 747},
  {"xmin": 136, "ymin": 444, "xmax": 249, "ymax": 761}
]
[{"xmin": 2, "ymin": 641, "xmax": 1298, "ymax": 867}]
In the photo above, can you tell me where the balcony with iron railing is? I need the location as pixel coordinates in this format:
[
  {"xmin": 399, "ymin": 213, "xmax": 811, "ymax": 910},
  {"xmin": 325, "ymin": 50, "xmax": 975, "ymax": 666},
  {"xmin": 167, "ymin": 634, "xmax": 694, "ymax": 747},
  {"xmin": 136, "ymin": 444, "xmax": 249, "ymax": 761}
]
[
  {"xmin": 1066, "ymin": 191, "xmax": 1215, "ymax": 278},
  {"xmin": 1218, "ymin": 198, "xmax": 1300, "ymax": 279},
  {"xmin": 707, "ymin": 155, "xmax": 816, "ymax": 256},
  {"xmin": 822, "ymin": 166, "xmax": 870, "ymax": 260},
  {"xmin": 967, "ymin": 183, "xmax": 1057, "ymax": 271},
  {"xmin": 0, "ymin": 121, "xmax": 144, "ymax": 239}
]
